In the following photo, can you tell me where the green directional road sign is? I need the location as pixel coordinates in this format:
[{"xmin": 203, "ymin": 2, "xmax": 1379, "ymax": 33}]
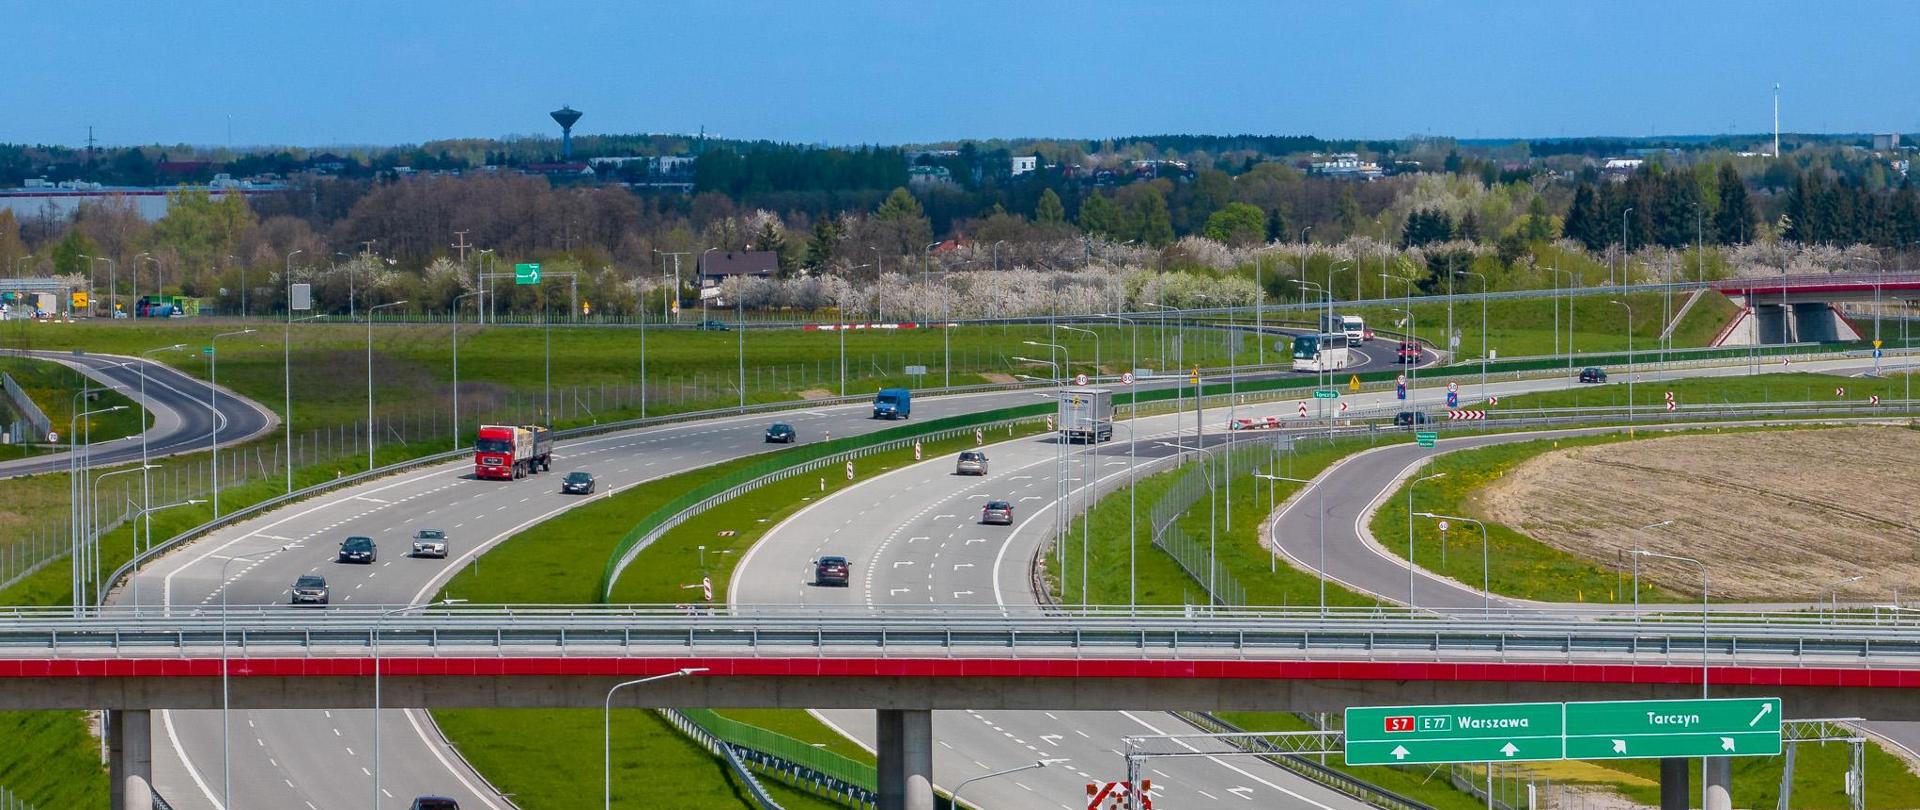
[
  {"xmin": 514, "ymin": 262, "xmax": 542, "ymax": 285},
  {"xmin": 1312, "ymin": 389, "xmax": 1339, "ymax": 399},
  {"xmin": 1415, "ymin": 431, "xmax": 1438, "ymax": 448},
  {"xmin": 1345, "ymin": 702, "xmax": 1564, "ymax": 766},
  {"xmin": 1563, "ymin": 698, "xmax": 1781, "ymax": 760}
]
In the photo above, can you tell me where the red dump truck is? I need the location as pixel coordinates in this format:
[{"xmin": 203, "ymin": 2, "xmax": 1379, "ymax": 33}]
[{"xmin": 473, "ymin": 424, "xmax": 553, "ymax": 480}]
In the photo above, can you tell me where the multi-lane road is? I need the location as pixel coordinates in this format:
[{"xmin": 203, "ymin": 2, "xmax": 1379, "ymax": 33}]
[
  {"xmin": 0, "ymin": 350, "xmax": 276, "ymax": 479},
  {"xmin": 108, "ymin": 345, "xmax": 1886, "ymax": 809}
]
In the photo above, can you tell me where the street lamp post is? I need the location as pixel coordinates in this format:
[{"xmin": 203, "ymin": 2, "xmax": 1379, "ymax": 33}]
[
  {"xmin": 283, "ymin": 248, "xmax": 304, "ymax": 492},
  {"xmin": 1391, "ymin": 305, "xmax": 1417, "ymax": 407},
  {"xmin": 88, "ymin": 464, "xmax": 156, "ymax": 604},
  {"xmin": 68, "ymin": 397, "xmax": 126, "ymax": 612},
  {"xmin": 365, "ymin": 301, "xmax": 409, "ymax": 469},
  {"xmin": 952, "ymin": 759, "xmax": 1069, "ymax": 809},
  {"xmin": 605, "ymin": 669, "xmax": 707, "ymax": 809},
  {"xmin": 1629, "ymin": 549, "xmax": 1710, "ymax": 697},
  {"xmin": 126, "ymin": 498, "xmax": 202, "ymax": 611},
  {"xmin": 452, "ymin": 292, "xmax": 480, "ymax": 449},
  {"xmin": 1100, "ymin": 314, "xmax": 1141, "ymax": 607},
  {"xmin": 1460, "ymin": 269, "xmax": 1489, "ymax": 398},
  {"xmin": 1024, "ymin": 340, "xmax": 1074, "ymax": 600},
  {"xmin": 1609, "ymin": 300, "xmax": 1635, "ymax": 423},
  {"xmin": 222, "ymin": 545, "xmax": 294, "ymax": 809},
  {"xmin": 210, "ymin": 328, "xmax": 256, "ymax": 517},
  {"xmin": 1252, "ymin": 471, "xmax": 1317, "ymax": 589},
  {"xmin": 1157, "ymin": 441, "xmax": 1220, "ymax": 607},
  {"xmin": 1626, "ymin": 519, "xmax": 1673, "ymax": 615},
  {"xmin": 373, "ymin": 599, "xmax": 466, "ymax": 810},
  {"xmin": 1619, "ymin": 207, "xmax": 1634, "ymax": 288},
  {"xmin": 136, "ymin": 344, "xmax": 186, "ymax": 546},
  {"xmin": 1405, "ymin": 472, "xmax": 1447, "ymax": 609},
  {"xmin": 1816, "ymin": 575, "xmax": 1865, "ymax": 622},
  {"xmin": 1416, "ymin": 511, "xmax": 1492, "ymax": 613},
  {"xmin": 1057, "ymin": 326, "xmax": 1102, "ymax": 604},
  {"xmin": 1544, "ymin": 267, "xmax": 1576, "ymax": 387}
]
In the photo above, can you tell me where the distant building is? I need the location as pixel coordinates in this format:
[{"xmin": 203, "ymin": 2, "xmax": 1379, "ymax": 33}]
[
  {"xmin": 1600, "ymin": 157, "xmax": 1644, "ymax": 181},
  {"xmin": 697, "ymin": 251, "xmax": 780, "ymax": 302},
  {"xmin": 1874, "ymin": 133, "xmax": 1902, "ymax": 152},
  {"xmin": 908, "ymin": 165, "xmax": 953, "ymax": 189},
  {"xmin": 1010, "ymin": 156, "xmax": 1037, "ymax": 176},
  {"xmin": 520, "ymin": 162, "xmax": 594, "ymax": 178},
  {"xmin": 1307, "ymin": 153, "xmax": 1384, "ymax": 180}
]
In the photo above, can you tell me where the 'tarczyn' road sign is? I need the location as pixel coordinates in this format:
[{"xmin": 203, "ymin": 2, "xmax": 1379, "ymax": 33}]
[
  {"xmin": 1312, "ymin": 389, "xmax": 1339, "ymax": 399},
  {"xmin": 1563, "ymin": 698, "xmax": 1781, "ymax": 760},
  {"xmin": 1346, "ymin": 702, "xmax": 1563, "ymax": 765},
  {"xmin": 514, "ymin": 263, "xmax": 542, "ymax": 285},
  {"xmin": 1346, "ymin": 698, "xmax": 1782, "ymax": 766}
]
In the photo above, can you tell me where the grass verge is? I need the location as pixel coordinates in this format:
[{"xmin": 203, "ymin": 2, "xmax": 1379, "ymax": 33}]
[{"xmin": 1488, "ymin": 371, "xmax": 1918, "ymax": 413}]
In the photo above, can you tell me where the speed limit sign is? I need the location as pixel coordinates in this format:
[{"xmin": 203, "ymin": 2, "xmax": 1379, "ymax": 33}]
[
  {"xmin": 1075, "ymin": 373, "xmax": 1089, "ymax": 386},
  {"xmin": 1121, "ymin": 371, "xmax": 1135, "ymax": 385},
  {"xmin": 1438, "ymin": 520, "xmax": 1450, "ymax": 533},
  {"xmin": 844, "ymin": 461, "xmax": 855, "ymax": 480},
  {"xmin": 1447, "ymin": 381, "xmax": 1458, "ymax": 393},
  {"xmin": 1396, "ymin": 374, "xmax": 1407, "ymax": 386}
]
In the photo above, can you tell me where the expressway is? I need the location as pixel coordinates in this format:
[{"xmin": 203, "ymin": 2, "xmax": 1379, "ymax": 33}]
[
  {"xmin": 729, "ymin": 410, "xmax": 1368, "ymax": 810},
  {"xmin": 0, "ymin": 350, "xmax": 277, "ymax": 479},
  {"xmin": 110, "ymin": 345, "xmax": 1874, "ymax": 809}
]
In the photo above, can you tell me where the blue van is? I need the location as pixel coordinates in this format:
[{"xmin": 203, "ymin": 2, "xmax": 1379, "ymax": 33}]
[{"xmin": 872, "ymin": 388, "xmax": 911, "ymax": 419}]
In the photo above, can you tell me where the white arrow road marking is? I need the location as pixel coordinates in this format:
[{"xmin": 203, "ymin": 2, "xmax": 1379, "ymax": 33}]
[
  {"xmin": 1038, "ymin": 734, "xmax": 1062, "ymax": 745},
  {"xmin": 1391, "ymin": 745, "xmax": 1410, "ymax": 760},
  {"xmin": 933, "ymin": 514, "xmax": 955, "ymax": 520},
  {"xmin": 1500, "ymin": 743, "xmax": 1519, "ymax": 757},
  {"xmin": 1720, "ymin": 737, "xmax": 1736, "ymax": 752},
  {"xmin": 1008, "ymin": 475, "xmax": 1033, "ymax": 480},
  {"xmin": 889, "ymin": 588, "xmax": 911, "ymax": 595},
  {"xmin": 908, "ymin": 536, "xmax": 929, "ymax": 543},
  {"xmin": 965, "ymin": 538, "xmax": 987, "ymax": 545},
  {"xmin": 893, "ymin": 561, "xmax": 915, "ymax": 567},
  {"xmin": 1749, "ymin": 703, "xmax": 1774, "ymax": 727},
  {"xmin": 1611, "ymin": 739, "xmax": 1627, "ymax": 754},
  {"xmin": 953, "ymin": 563, "xmax": 974, "ymax": 570},
  {"xmin": 1227, "ymin": 787, "xmax": 1254, "ymax": 800},
  {"xmin": 1018, "ymin": 496, "xmax": 1042, "ymax": 502},
  {"xmin": 952, "ymin": 591, "xmax": 974, "ymax": 598}
]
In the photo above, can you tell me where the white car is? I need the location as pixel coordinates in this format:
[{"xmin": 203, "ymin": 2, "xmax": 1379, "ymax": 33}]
[{"xmin": 411, "ymin": 529, "xmax": 448, "ymax": 558}]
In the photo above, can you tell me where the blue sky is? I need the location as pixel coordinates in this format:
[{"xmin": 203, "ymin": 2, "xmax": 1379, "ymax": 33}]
[{"xmin": 4, "ymin": 1, "xmax": 1915, "ymax": 148}]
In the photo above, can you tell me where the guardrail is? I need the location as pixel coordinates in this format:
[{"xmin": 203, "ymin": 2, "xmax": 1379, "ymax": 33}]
[
  {"xmin": 6, "ymin": 605, "xmax": 1920, "ymax": 662},
  {"xmin": 678, "ymin": 708, "xmax": 876, "ymax": 807},
  {"xmin": 658, "ymin": 708, "xmax": 786, "ymax": 810},
  {"xmin": 1174, "ymin": 711, "xmax": 1436, "ymax": 810}
]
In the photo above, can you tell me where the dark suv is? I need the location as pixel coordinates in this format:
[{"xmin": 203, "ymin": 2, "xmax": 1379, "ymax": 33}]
[
  {"xmin": 338, "ymin": 536, "xmax": 376, "ymax": 564},
  {"xmin": 981, "ymin": 500, "xmax": 1014, "ymax": 525},
  {"xmin": 1579, "ymin": 367, "xmax": 1608, "ymax": 384},
  {"xmin": 290, "ymin": 575, "xmax": 329, "ymax": 605},
  {"xmin": 1393, "ymin": 411, "xmax": 1431, "ymax": 428},
  {"xmin": 409, "ymin": 798, "xmax": 460, "ymax": 810},
  {"xmin": 814, "ymin": 555, "xmax": 850, "ymax": 587}
]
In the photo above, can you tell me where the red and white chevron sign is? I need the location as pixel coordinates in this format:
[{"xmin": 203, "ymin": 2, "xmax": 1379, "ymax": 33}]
[
  {"xmin": 1664, "ymin": 390, "xmax": 1674, "ymax": 402},
  {"xmin": 1666, "ymin": 400, "xmax": 1677, "ymax": 412},
  {"xmin": 1297, "ymin": 401, "xmax": 1309, "ymax": 417},
  {"xmin": 1836, "ymin": 386, "xmax": 1847, "ymax": 397},
  {"xmin": 1338, "ymin": 401, "xmax": 1349, "ymax": 414},
  {"xmin": 1871, "ymin": 395, "xmax": 1882, "ymax": 405},
  {"xmin": 1447, "ymin": 410, "xmax": 1485, "ymax": 420}
]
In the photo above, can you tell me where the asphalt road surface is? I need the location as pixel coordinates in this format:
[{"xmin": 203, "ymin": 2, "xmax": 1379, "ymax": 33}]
[
  {"xmin": 0, "ymin": 350, "xmax": 277, "ymax": 479},
  {"xmin": 120, "ymin": 352, "xmax": 1873, "ymax": 809}
]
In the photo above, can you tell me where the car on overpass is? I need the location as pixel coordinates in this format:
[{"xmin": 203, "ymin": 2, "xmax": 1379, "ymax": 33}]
[
  {"xmin": 1393, "ymin": 411, "xmax": 1431, "ymax": 428},
  {"xmin": 1579, "ymin": 366, "xmax": 1609, "ymax": 383}
]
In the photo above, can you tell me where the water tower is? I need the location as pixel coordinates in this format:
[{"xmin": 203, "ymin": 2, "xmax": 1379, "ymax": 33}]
[{"xmin": 550, "ymin": 105, "xmax": 583, "ymax": 160}]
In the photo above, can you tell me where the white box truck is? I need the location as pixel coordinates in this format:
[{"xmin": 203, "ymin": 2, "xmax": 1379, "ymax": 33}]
[{"xmin": 1058, "ymin": 388, "xmax": 1113, "ymax": 443}]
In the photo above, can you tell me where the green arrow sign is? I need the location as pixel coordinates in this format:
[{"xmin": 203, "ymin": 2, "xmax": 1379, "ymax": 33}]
[
  {"xmin": 202, "ymin": 346, "xmax": 214, "ymax": 356},
  {"xmin": 1312, "ymin": 389, "xmax": 1339, "ymax": 399},
  {"xmin": 514, "ymin": 263, "xmax": 542, "ymax": 285},
  {"xmin": 1563, "ymin": 698, "xmax": 1781, "ymax": 760},
  {"xmin": 1415, "ymin": 431, "xmax": 1438, "ymax": 448},
  {"xmin": 1345, "ymin": 702, "xmax": 1564, "ymax": 766}
]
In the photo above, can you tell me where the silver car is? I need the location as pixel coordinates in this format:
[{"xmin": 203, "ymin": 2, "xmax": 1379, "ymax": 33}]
[
  {"xmin": 955, "ymin": 451, "xmax": 988, "ymax": 476},
  {"xmin": 411, "ymin": 529, "xmax": 448, "ymax": 558}
]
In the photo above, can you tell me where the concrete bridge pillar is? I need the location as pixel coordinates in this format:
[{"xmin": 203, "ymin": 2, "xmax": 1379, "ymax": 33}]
[
  {"xmin": 1658, "ymin": 758, "xmax": 1688, "ymax": 810},
  {"xmin": 876, "ymin": 708, "xmax": 934, "ymax": 810},
  {"xmin": 1703, "ymin": 756, "xmax": 1732, "ymax": 810},
  {"xmin": 107, "ymin": 709, "xmax": 152, "ymax": 810}
]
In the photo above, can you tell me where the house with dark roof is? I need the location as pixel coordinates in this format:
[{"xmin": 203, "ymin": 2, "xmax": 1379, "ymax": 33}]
[{"xmin": 696, "ymin": 251, "xmax": 780, "ymax": 303}]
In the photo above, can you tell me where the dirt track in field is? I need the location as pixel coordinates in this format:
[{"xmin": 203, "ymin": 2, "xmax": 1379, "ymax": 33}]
[{"xmin": 1479, "ymin": 426, "xmax": 1920, "ymax": 601}]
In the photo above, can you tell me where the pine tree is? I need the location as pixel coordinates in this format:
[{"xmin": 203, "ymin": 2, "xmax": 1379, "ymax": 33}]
[
  {"xmin": 1035, "ymin": 188, "xmax": 1066, "ymax": 224},
  {"xmin": 1266, "ymin": 206, "xmax": 1290, "ymax": 243},
  {"xmin": 1524, "ymin": 196, "xmax": 1553, "ymax": 241},
  {"xmin": 1563, "ymin": 183, "xmax": 1606, "ymax": 251},
  {"xmin": 1713, "ymin": 164, "xmax": 1754, "ymax": 244},
  {"xmin": 1078, "ymin": 193, "xmax": 1124, "ymax": 238}
]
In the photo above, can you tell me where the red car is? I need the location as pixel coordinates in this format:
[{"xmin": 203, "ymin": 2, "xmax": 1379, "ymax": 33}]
[
  {"xmin": 814, "ymin": 555, "xmax": 850, "ymax": 587},
  {"xmin": 1396, "ymin": 341, "xmax": 1422, "ymax": 363}
]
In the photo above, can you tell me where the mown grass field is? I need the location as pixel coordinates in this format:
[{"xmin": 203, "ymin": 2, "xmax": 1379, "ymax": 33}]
[
  {"xmin": 1335, "ymin": 289, "xmax": 1740, "ymax": 360},
  {"xmin": 1488, "ymin": 371, "xmax": 1917, "ymax": 412}
]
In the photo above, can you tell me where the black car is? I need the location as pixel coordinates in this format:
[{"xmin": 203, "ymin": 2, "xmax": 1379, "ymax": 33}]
[
  {"xmin": 981, "ymin": 500, "xmax": 1014, "ymax": 525},
  {"xmin": 410, "ymin": 798, "xmax": 460, "ymax": 810},
  {"xmin": 561, "ymin": 471, "xmax": 596, "ymax": 494},
  {"xmin": 696, "ymin": 319, "xmax": 731, "ymax": 331},
  {"xmin": 1579, "ymin": 366, "xmax": 1608, "ymax": 384},
  {"xmin": 814, "ymin": 555, "xmax": 850, "ymax": 586},
  {"xmin": 765, "ymin": 423, "xmax": 797, "ymax": 443},
  {"xmin": 290, "ymin": 574, "xmax": 329, "ymax": 605},
  {"xmin": 1393, "ymin": 411, "xmax": 1431, "ymax": 428},
  {"xmin": 338, "ymin": 536, "xmax": 376, "ymax": 564}
]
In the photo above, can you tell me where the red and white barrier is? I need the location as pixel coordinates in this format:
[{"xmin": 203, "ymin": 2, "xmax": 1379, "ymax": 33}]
[
  {"xmin": 803, "ymin": 322, "xmax": 923, "ymax": 331},
  {"xmin": 1230, "ymin": 416, "xmax": 1284, "ymax": 431},
  {"xmin": 1446, "ymin": 410, "xmax": 1486, "ymax": 420}
]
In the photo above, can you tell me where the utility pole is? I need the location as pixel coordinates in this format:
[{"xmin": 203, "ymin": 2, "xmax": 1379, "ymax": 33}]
[
  {"xmin": 452, "ymin": 230, "xmax": 471, "ymax": 265},
  {"xmin": 1773, "ymin": 82, "xmax": 1781, "ymax": 159}
]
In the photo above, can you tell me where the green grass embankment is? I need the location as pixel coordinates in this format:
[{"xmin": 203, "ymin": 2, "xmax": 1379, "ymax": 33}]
[
  {"xmin": 0, "ymin": 355, "xmax": 148, "ymax": 459},
  {"xmin": 1488, "ymin": 371, "xmax": 1916, "ymax": 413},
  {"xmin": 1332, "ymin": 290, "xmax": 1740, "ymax": 360},
  {"xmin": 437, "ymin": 423, "xmax": 1045, "ymax": 808}
]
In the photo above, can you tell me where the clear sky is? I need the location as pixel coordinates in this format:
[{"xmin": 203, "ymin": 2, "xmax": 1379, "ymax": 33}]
[{"xmin": 4, "ymin": 0, "xmax": 1915, "ymax": 149}]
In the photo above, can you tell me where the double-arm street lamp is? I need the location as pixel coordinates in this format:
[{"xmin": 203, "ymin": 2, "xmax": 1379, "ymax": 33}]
[
  {"xmin": 1404, "ymin": 473, "xmax": 1447, "ymax": 608},
  {"xmin": 210, "ymin": 329, "xmax": 256, "ymax": 517},
  {"xmin": 366, "ymin": 301, "xmax": 409, "ymax": 469},
  {"xmin": 1629, "ymin": 549, "xmax": 1710, "ymax": 697}
]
